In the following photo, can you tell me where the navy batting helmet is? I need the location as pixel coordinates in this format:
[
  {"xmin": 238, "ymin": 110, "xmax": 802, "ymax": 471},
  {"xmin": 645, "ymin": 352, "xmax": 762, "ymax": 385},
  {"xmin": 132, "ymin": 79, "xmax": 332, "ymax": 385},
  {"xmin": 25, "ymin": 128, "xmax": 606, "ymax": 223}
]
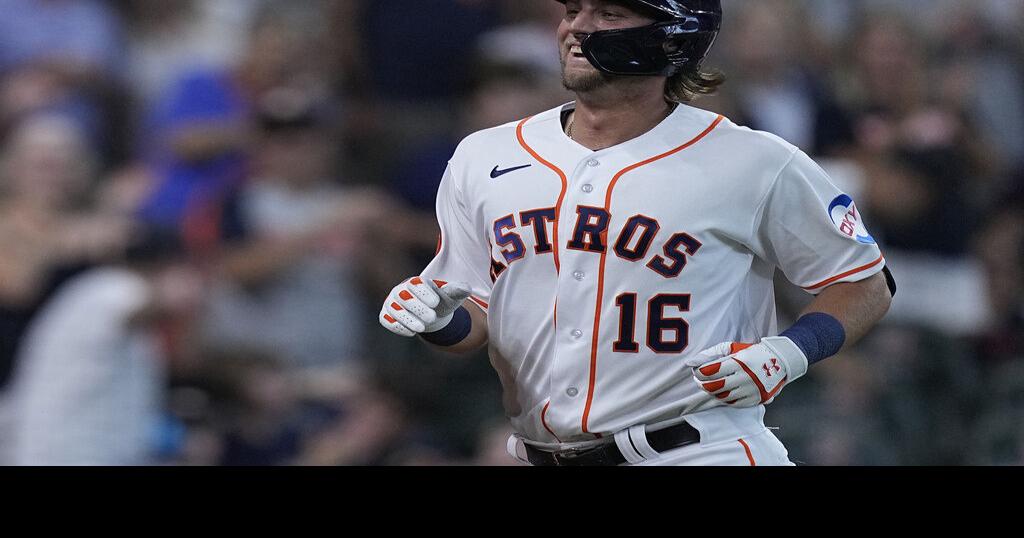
[{"xmin": 556, "ymin": 0, "xmax": 722, "ymax": 77}]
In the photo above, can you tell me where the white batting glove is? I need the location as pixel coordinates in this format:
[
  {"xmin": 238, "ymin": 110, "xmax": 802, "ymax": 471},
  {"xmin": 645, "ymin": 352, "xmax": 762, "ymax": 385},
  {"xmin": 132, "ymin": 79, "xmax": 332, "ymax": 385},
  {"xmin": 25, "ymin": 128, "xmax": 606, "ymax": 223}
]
[
  {"xmin": 683, "ymin": 337, "xmax": 809, "ymax": 408},
  {"xmin": 379, "ymin": 276, "xmax": 473, "ymax": 338}
]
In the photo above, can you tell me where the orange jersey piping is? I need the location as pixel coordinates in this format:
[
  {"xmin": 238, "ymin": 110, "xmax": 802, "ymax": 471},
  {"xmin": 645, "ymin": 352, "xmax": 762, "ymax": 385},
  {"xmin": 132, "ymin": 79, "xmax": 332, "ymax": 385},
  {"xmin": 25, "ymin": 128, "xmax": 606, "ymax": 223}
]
[
  {"xmin": 803, "ymin": 255, "xmax": 885, "ymax": 291},
  {"xmin": 738, "ymin": 438, "xmax": 756, "ymax": 466},
  {"xmin": 581, "ymin": 114, "xmax": 724, "ymax": 434}
]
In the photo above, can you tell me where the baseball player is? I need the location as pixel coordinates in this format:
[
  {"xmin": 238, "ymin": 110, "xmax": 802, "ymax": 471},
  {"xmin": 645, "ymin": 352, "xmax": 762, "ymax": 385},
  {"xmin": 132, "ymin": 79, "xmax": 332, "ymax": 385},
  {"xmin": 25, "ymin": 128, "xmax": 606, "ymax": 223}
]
[{"xmin": 380, "ymin": 0, "xmax": 895, "ymax": 466}]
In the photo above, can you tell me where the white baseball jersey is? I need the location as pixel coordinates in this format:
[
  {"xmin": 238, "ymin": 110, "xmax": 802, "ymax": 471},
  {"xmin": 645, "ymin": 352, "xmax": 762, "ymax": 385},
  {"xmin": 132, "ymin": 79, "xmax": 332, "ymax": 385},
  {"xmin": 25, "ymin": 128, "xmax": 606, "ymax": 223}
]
[{"xmin": 422, "ymin": 102, "xmax": 885, "ymax": 446}]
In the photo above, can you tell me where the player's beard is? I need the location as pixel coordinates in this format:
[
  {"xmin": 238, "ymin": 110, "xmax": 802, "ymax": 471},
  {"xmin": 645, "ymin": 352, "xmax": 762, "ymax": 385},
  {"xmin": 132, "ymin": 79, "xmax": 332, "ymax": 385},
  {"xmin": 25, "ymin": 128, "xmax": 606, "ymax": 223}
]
[{"xmin": 560, "ymin": 56, "xmax": 615, "ymax": 93}]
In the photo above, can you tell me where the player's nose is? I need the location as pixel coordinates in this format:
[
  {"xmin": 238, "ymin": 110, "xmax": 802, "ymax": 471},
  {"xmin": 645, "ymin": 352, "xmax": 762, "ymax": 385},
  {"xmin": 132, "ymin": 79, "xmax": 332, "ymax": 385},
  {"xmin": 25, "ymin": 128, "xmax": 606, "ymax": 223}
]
[
  {"xmin": 566, "ymin": 9, "xmax": 598, "ymax": 35},
  {"xmin": 571, "ymin": 31, "xmax": 591, "ymax": 45}
]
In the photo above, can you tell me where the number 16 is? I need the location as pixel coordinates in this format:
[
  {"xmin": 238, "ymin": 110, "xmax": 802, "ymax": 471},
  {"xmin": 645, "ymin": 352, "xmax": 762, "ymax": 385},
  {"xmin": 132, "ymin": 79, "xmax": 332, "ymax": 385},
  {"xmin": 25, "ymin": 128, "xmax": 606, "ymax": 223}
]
[{"xmin": 613, "ymin": 293, "xmax": 691, "ymax": 354}]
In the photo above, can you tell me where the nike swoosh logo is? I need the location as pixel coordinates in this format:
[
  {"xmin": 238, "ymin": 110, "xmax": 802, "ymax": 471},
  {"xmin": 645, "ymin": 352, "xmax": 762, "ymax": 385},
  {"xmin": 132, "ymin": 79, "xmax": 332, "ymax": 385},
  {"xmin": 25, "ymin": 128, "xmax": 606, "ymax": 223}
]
[{"xmin": 490, "ymin": 164, "xmax": 532, "ymax": 179}]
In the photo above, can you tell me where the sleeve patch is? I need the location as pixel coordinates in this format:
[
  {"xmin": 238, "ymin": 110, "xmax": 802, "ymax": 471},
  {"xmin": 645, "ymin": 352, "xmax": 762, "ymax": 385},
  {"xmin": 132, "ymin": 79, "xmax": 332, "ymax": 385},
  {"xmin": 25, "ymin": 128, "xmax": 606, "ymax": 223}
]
[{"xmin": 828, "ymin": 195, "xmax": 875, "ymax": 245}]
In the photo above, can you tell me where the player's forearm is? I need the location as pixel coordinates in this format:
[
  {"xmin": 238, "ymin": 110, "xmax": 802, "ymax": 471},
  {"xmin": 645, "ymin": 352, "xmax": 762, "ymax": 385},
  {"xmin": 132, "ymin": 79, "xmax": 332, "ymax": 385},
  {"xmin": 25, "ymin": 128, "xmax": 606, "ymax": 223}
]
[
  {"xmin": 423, "ymin": 300, "xmax": 488, "ymax": 355},
  {"xmin": 798, "ymin": 271, "xmax": 892, "ymax": 349}
]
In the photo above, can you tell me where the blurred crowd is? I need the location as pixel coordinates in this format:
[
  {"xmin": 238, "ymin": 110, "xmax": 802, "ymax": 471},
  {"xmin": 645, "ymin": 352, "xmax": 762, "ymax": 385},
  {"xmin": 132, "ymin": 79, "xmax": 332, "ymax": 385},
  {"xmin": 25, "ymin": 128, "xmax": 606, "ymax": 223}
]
[{"xmin": 0, "ymin": 0, "xmax": 1020, "ymax": 466}]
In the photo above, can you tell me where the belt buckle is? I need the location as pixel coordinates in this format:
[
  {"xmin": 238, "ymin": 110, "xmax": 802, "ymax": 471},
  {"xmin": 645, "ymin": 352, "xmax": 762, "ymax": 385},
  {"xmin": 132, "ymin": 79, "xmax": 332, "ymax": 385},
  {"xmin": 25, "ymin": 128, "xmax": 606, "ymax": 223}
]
[
  {"xmin": 557, "ymin": 444, "xmax": 610, "ymax": 465},
  {"xmin": 551, "ymin": 446, "xmax": 588, "ymax": 466},
  {"xmin": 554, "ymin": 443, "xmax": 617, "ymax": 466}
]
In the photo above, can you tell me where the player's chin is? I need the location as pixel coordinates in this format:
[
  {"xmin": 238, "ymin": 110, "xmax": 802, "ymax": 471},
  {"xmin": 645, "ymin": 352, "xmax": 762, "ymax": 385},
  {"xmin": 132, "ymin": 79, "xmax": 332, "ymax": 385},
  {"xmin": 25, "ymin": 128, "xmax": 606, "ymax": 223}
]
[{"xmin": 561, "ymin": 67, "xmax": 606, "ymax": 93}]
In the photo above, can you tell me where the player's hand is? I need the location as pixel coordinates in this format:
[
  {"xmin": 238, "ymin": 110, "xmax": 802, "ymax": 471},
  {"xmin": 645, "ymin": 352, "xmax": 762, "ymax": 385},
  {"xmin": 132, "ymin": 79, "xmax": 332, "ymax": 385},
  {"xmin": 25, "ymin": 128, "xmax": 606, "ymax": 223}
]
[
  {"xmin": 683, "ymin": 337, "xmax": 809, "ymax": 408},
  {"xmin": 379, "ymin": 277, "xmax": 473, "ymax": 337}
]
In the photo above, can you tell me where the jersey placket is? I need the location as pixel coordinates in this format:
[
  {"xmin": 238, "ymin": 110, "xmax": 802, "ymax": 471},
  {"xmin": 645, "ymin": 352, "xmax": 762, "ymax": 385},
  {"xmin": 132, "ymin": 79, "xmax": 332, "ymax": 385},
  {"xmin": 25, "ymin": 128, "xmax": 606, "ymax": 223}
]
[
  {"xmin": 545, "ymin": 113, "xmax": 725, "ymax": 438},
  {"xmin": 547, "ymin": 152, "xmax": 616, "ymax": 438}
]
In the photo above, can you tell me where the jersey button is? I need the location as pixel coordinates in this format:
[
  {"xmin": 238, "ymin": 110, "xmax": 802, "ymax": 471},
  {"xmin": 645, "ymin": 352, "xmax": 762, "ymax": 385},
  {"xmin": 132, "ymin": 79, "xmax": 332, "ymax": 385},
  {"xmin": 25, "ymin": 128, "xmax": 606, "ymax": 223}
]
[
  {"xmin": 581, "ymin": 184, "xmax": 594, "ymax": 194},
  {"xmin": 566, "ymin": 387, "xmax": 579, "ymax": 398},
  {"xmin": 586, "ymin": 159, "xmax": 600, "ymax": 167},
  {"xmin": 573, "ymin": 271, "xmax": 585, "ymax": 281},
  {"xmin": 571, "ymin": 329, "xmax": 583, "ymax": 339}
]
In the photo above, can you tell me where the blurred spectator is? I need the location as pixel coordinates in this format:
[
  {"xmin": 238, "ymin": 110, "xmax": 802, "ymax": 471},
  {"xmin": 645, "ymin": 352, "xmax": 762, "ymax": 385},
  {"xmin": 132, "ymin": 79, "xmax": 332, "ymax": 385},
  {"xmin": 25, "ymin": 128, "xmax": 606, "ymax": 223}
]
[
  {"xmin": 718, "ymin": 0, "xmax": 856, "ymax": 157},
  {"xmin": 295, "ymin": 381, "xmax": 415, "ymax": 466},
  {"xmin": 358, "ymin": 0, "xmax": 501, "ymax": 104},
  {"xmin": 776, "ymin": 349, "xmax": 903, "ymax": 466},
  {"xmin": 933, "ymin": 5, "xmax": 1024, "ymax": 175},
  {"xmin": 835, "ymin": 12, "xmax": 995, "ymax": 337},
  {"xmin": 969, "ymin": 359, "xmax": 1024, "ymax": 465},
  {"xmin": 136, "ymin": 7, "xmax": 322, "ymax": 238},
  {"xmin": 338, "ymin": 0, "xmax": 504, "ymax": 188},
  {"xmin": 5, "ymin": 228, "xmax": 204, "ymax": 465},
  {"xmin": 0, "ymin": 0, "xmax": 123, "ymax": 75},
  {"xmin": 322, "ymin": 0, "xmax": 368, "ymax": 97},
  {"xmin": 862, "ymin": 149, "xmax": 979, "ymax": 257},
  {"xmin": 121, "ymin": 0, "xmax": 263, "ymax": 109},
  {"xmin": 200, "ymin": 89, "xmax": 386, "ymax": 370},
  {"xmin": 844, "ymin": 14, "xmax": 963, "ymax": 156},
  {"xmin": 0, "ymin": 114, "xmax": 132, "ymax": 390},
  {"xmin": 974, "ymin": 201, "xmax": 1024, "ymax": 362},
  {"xmin": 0, "ymin": 0, "xmax": 128, "ymax": 163},
  {"xmin": 392, "ymin": 61, "xmax": 567, "ymax": 211},
  {"xmin": 189, "ymin": 348, "xmax": 305, "ymax": 466},
  {"xmin": 476, "ymin": 0, "xmax": 566, "ymax": 77}
]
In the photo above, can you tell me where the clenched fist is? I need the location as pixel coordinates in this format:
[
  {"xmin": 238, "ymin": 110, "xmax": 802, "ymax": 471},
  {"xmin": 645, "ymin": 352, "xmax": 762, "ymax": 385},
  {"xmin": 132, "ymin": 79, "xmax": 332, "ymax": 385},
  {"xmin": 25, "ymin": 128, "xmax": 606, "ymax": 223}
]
[
  {"xmin": 683, "ymin": 337, "xmax": 809, "ymax": 408},
  {"xmin": 379, "ymin": 277, "xmax": 472, "ymax": 337}
]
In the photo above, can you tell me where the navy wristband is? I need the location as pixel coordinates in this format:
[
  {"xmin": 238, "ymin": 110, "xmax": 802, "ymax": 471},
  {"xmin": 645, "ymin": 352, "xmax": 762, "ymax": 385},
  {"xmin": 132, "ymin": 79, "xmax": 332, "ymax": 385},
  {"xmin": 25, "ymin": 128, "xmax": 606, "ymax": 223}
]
[
  {"xmin": 420, "ymin": 306, "xmax": 473, "ymax": 347},
  {"xmin": 779, "ymin": 313, "xmax": 846, "ymax": 366}
]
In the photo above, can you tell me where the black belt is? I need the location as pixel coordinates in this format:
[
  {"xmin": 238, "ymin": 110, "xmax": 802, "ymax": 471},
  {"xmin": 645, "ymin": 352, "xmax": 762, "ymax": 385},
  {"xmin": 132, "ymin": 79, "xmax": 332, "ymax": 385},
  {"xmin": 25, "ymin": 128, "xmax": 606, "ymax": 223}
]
[{"xmin": 524, "ymin": 421, "xmax": 701, "ymax": 466}]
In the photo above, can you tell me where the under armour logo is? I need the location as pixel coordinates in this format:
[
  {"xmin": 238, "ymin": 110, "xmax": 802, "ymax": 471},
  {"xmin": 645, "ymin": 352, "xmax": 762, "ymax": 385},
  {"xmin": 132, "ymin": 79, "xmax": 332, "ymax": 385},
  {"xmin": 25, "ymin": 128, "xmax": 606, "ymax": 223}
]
[{"xmin": 763, "ymin": 358, "xmax": 781, "ymax": 377}]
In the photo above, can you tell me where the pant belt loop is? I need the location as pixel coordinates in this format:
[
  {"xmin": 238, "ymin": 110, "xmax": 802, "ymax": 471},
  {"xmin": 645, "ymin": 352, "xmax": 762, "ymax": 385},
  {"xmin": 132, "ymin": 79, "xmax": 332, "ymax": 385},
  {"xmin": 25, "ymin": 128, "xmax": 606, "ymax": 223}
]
[
  {"xmin": 628, "ymin": 424, "xmax": 663, "ymax": 460},
  {"xmin": 507, "ymin": 435, "xmax": 531, "ymax": 465},
  {"xmin": 614, "ymin": 428, "xmax": 647, "ymax": 465}
]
